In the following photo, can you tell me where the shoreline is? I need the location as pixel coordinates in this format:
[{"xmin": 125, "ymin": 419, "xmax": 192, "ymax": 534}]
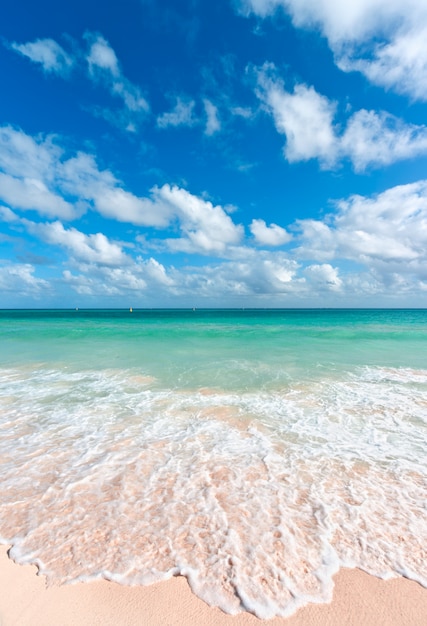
[{"xmin": 1, "ymin": 546, "xmax": 426, "ymax": 626}]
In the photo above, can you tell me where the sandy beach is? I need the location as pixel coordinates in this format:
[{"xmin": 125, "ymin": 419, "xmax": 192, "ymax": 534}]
[{"xmin": 1, "ymin": 545, "xmax": 426, "ymax": 626}]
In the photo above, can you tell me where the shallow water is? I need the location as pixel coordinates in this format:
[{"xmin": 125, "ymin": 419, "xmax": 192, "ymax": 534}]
[{"xmin": 0, "ymin": 309, "xmax": 426, "ymax": 618}]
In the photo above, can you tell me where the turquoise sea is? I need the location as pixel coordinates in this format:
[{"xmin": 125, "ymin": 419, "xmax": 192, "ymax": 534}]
[{"xmin": 0, "ymin": 309, "xmax": 426, "ymax": 618}]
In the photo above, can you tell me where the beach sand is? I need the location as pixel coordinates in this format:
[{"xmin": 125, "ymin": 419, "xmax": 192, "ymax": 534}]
[{"xmin": 1, "ymin": 545, "xmax": 426, "ymax": 626}]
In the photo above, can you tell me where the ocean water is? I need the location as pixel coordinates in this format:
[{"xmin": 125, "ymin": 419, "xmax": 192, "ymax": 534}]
[{"xmin": 0, "ymin": 308, "xmax": 426, "ymax": 618}]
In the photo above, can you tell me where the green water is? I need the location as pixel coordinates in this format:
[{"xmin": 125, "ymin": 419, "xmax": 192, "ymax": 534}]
[{"xmin": 1, "ymin": 308, "xmax": 425, "ymax": 386}]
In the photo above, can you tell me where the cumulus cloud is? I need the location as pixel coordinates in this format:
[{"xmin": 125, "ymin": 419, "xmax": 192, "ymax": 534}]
[
  {"xmin": 0, "ymin": 126, "xmax": 246, "ymax": 258},
  {"xmin": 62, "ymin": 268, "xmax": 146, "ymax": 296},
  {"xmin": 0, "ymin": 262, "xmax": 49, "ymax": 295},
  {"xmin": 257, "ymin": 71, "xmax": 337, "ymax": 165},
  {"xmin": 55, "ymin": 249, "xmax": 304, "ymax": 304},
  {"xmin": 4, "ymin": 175, "xmax": 427, "ymax": 304},
  {"xmin": 256, "ymin": 67, "xmax": 427, "ymax": 170},
  {"xmin": 239, "ymin": 0, "xmax": 419, "ymax": 42},
  {"xmin": 10, "ymin": 38, "xmax": 74, "ymax": 75},
  {"xmin": 238, "ymin": 0, "xmax": 427, "ymax": 100},
  {"xmin": 166, "ymin": 251, "xmax": 301, "ymax": 299},
  {"xmin": 0, "ymin": 172, "xmax": 76, "ymax": 219},
  {"xmin": 158, "ymin": 185, "xmax": 244, "ymax": 255},
  {"xmin": 341, "ymin": 109, "xmax": 427, "ymax": 171},
  {"xmin": 28, "ymin": 221, "xmax": 130, "ymax": 267},
  {"xmin": 250, "ymin": 218, "xmax": 291, "ymax": 245},
  {"xmin": 304, "ymin": 263, "xmax": 342, "ymax": 291},
  {"xmin": 0, "ymin": 211, "xmax": 175, "ymax": 299},
  {"xmin": 94, "ymin": 187, "xmax": 171, "ymax": 227},
  {"xmin": 338, "ymin": 25, "xmax": 427, "ymax": 102},
  {"xmin": 0, "ymin": 126, "xmax": 172, "ymax": 226},
  {"xmin": 59, "ymin": 153, "xmax": 244, "ymax": 246},
  {"xmin": 0, "ymin": 125, "xmax": 61, "ymax": 181},
  {"xmin": 143, "ymin": 257, "xmax": 175, "ymax": 286},
  {"xmin": 333, "ymin": 182, "xmax": 427, "ymax": 262},
  {"xmin": 296, "ymin": 180, "xmax": 427, "ymax": 287},
  {"xmin": 62, "ymin": 256, "xmax": 174, "ymax": 298},
  {"xmin": 157, "ymin": 97, "xmax": 197, "ymax": 129},
  {"xmin": 59, "ymin": 152, "xmax": 172, "ymax": 227},
  {"xmin": 0, "ymin": 126, "xmax": 78, "ymax": 219}
]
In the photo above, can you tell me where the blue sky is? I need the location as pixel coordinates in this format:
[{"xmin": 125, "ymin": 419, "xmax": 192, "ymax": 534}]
[{"xmin": 1, "ymin": 0, "xmax": 427, "ymax": 307}]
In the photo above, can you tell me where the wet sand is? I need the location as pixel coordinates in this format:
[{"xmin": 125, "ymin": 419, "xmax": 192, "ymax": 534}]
[{"xmin": 1, "ymin": 545, "xmax": 426, "ymax": 626}]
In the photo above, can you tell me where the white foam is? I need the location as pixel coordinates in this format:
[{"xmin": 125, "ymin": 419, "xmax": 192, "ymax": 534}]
[{"xmin": 0, "ymin": 363, "xmax": 426, "ymax": 617}]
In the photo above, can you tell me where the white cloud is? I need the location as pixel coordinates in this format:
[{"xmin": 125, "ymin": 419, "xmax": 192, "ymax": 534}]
[
  {"xmin": 250, "ymin": 218, "xmax": 291, "ymax": 246},
  {"xmin": 0, "ymin": 206, "xmax": 18, "ymax": 222},
  {"xmin": 0, "ymin": 125, "xmax": 60, "ymax": 181},
  {"xmin": 292, "ymin": 219, "xmax": 335, "ymax": 261},
  {"xmin": 8, "ymin": 34, "xmax": 149, "ymax": 131},
  {"xmin": 55, "ymin": 246, "xmax": 330, "ymax": 302},
  {"xmin": 10, "ymin": 38, "xmax": 74, "ymax": 75},
  {"xmin": 333, "ymin": 182, "xmax": 427, "ymax": 262},
  {"xmin": 0, "ymin": 173, "xmax": 76, "ymax": 219},
  {"xmin": 58, "ymin": 151, "xmax": 117, "ymax": 198},
  {"xmin": 341, "ymin": 110, "xmax": 427, "ymax": 171},
  {"xmin": 238, "ymin": 0, "xmax": 427, "ymax": 100},
  {"xmin": 337, "ymin": 25, "xmax": 427, "ymax": 102},
  {"xmin": 258, "ymin": 258, "xmax": 296, "ymax": 288},
  {"xmin": 156, "ymin": 96, "xmax": 221, "ymax": 136},
  {"xmin": 86, "ymin": 34, "xmax": 120, "ymax": 77},
  {"xmin": 156, "ymin": 97, "xmax": 222, "ymax": 136},
  {"xmin": 239, "ymin": 0, "xmax": 420, "ymax": 43},
  {"xmin": 62, "ymin": 267, "xmax": 146, "ymax": 296},
  {"xmin": 230, "ymin": 106, "xmax": 254, "ymax": 119},
  {"xmin": 257, "ymin": 73, "xmax": 337, "ymax": 165},
  {"xmin": 157, "ymin": 97, "xmax": 197, "ymax": 129},
  {"xmin": 59, "ymin": 152, "xmax": 172, "ymax": 227},
  {"xmin": 94, "ymin": 187, "xmax": 172, "ymax": 227},
  {"xmin": 256, "ymin": 67, "xmax": 427, "ymax": 170},
  {"xmin": 0, "ymin": 262, "xmax": 49, "ymax": 295},
  {"xmin": 84, "ymin": 33, "xmax": 149, "ymax": 120},
  {"xmin": 168, "ymin": 251, "xmax": 303, "ymax": 301},
  {"xmin": 0, "ymin": 127, "xmax": 85, "ymax": 220},
  {"xmin": 0, "ymin": 126, "xmax": 247, "ymax": 246},
  {"xmin": 0, "ymin": 126, "xmax": 78, "ymax": 218},
  {"xmin": 158, "ymin": 185, "xmax": 244, "ymax": 255},
  {"xmin": 304, "ymin": 263, "xmax": 342, "ymax": 291},
  {"xmin": 30, "ymin": 221, "xmax": 130, "ymax": 267},
  {"xmin": 0, "ymin": 127, "xmax": 172, "ymax": 226},
  {"xmin": 3, "ymin": 209, "xmax": 177, "ymax": 298},
  {"xmin": 203, "ymin": 99, "xmax": 221, "ymax": 136},
  {"xmin": 55, "ymin": 249, "xmax": 305, "ymax": 304},
  {"xmin": 4, "ymin": 122, "xmax": 427, "ymax": 304},
  {"xmin": 4, "ymin": 173, "xmax": 427, "ymax": 304},
  {"xmin": 111, "ymin": 81, "xmax": 149, "ymax": 113},
  {"xmin": 297, "ymin": 180, "xmax": 427, "ymax": 284},
  {"xmin": 143, "ymin": 257, "xmax": 175, "ymax": 286},
  {"xmin": 62, "ymin": 256, "xmax": 174, "ymax": 298}
]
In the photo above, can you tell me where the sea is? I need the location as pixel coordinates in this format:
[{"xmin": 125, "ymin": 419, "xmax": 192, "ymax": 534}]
[{"xmin": 0, "ymin": 308, "xmax": 426, "ymax": 618}]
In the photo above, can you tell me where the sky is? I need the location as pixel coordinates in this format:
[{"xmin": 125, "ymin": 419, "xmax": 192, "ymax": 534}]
[{"xmin": 1, "ymin": 0, "xmax": 427, "ymax": 308}]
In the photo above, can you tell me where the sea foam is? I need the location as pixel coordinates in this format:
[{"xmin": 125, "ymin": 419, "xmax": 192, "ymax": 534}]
[{"xmin": 1, "ymin": 361, "xmax": 426, "ymax": 618}]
